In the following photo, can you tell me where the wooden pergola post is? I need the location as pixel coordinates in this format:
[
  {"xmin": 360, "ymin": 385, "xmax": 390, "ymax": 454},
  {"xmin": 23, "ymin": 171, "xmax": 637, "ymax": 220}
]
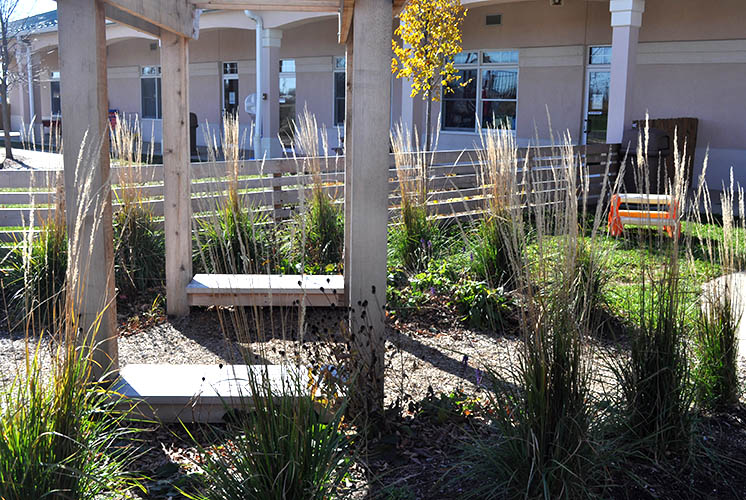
[
  {"xmin": 161, "ymin": 32, "xmax": 193, "ymax": 316},
  {"xmin": 345, "ymin": 0, "xmax": 392, "ymax": 416},
  {"xmin": 58, "ymin": 0, "xmax": 118, "ymax": 377}
]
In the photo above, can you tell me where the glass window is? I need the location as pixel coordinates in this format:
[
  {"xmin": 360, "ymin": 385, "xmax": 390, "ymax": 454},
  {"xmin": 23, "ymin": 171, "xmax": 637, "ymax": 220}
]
[
  {"xmin": 453, "ymin": 51, "xmax": 478, "ymax": 65},
  {"xmin": 223, "ymin": 62, "xmax": 238, "ymax": 74},
  {"xmin": 141, "ymin": 66, "xmax": 162, "ymax": 119},
  {"xmin": 279, "ymin": 60, "xmax": 296, "ymax": 146},
  {"xmin": 334, "ymin": 67, "xmax": 345, "ymax": 126},
  {"xmin": 334, "ymin": 56, "xmax": 346, "ymax": 70},
  {"xmin": 279, "ymin": 59, "xmax": 296, "ymax": 73},
  {"xmin": 482, "ymin": 50, "xmax": 519, "ymax": 64},
  {"xmin": 50, "ymin": 81, "xmax": 61, "ymax": 116},
  {"xmin": 589, "ymin": 46, "xmax": 611, "ymax": 65},
  {"xmin": 442, "ymin": 51, "xmax": 518, "ymax": 132}
]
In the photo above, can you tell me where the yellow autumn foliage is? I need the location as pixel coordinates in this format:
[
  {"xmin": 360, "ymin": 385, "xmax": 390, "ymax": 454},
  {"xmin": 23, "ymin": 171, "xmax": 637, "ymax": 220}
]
[{"xmin": 392, "ymin": 0, "xmax": 468, "ymax": 102}]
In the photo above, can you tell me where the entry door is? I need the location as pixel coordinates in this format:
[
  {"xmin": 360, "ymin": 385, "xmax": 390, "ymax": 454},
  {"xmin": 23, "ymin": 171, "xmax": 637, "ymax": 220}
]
[
  {"xmin": 583, "ymin": 70, "xmax": 610, "ymax": 144},
  {"xmin": 223, "ymin": 77, "xmax": 239, "ymax": 117}
]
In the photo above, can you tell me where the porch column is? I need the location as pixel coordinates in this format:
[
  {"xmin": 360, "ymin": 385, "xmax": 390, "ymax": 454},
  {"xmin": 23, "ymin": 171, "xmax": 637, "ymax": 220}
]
[
  {"xmin": 161, "ymin": 32, "xmax": 192, "ymax": 316},
  {"xmin": 58, "ymin": 0, "xmax": 118, "ymax": 376},
  {"xmin": 606, "ymin": 0, "xmax": 645, "ymax": 144},
  {"xmin": 347, "ymin": 0, "xmax": 392, "ymax": 416},
  {"xmin": 260, "ymin": 28, "xmax": 283, "ymax": 158}
]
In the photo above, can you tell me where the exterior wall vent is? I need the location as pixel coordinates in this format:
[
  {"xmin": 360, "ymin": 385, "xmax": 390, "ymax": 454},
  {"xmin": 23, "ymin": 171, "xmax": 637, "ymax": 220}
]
[
  {"xmin": 550, "ymin": 0, "xmax": 563, "ymax": 5},
  {"xmin": 149, "ymin": 42, "xmax": 158, "ymax": 51},
  {"xmin": 485, "ymin": 14, "xmax": 502, "ymax": 26}
]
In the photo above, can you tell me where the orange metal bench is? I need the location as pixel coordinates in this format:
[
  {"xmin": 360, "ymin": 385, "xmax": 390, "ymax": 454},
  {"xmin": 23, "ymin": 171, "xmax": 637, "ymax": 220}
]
[{"xmin": 608, "ymin": 193, "xmax": 680, "ymax": 237}]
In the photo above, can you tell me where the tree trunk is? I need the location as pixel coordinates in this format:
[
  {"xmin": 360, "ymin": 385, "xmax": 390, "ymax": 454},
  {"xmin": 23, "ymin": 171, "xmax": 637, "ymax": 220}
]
[
  {"xmin": 424, "ymin": 91, "xmax": 432, "ymax": 152},
  {"xmin": 0, "ymin": 16, "xmax": 13, "ymax": 163}
]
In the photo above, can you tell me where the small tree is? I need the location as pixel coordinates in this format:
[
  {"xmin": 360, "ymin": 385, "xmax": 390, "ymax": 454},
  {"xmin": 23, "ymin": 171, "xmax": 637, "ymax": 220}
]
[
  {"xmin": 0, "ymin": 0, "xmax": 22, "ymax": 165},
  {"xmin": 392, "ymin": 0, "xmax": 467, "ymax": 152}
]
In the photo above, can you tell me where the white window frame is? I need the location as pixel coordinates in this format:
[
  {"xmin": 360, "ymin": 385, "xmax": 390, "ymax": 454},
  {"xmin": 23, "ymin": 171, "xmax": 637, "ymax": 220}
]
[
  {"xmin": 582, "ymin": 46, "xmax": 611, "ymax": 145},
  {"xmin": 140, "ymin": 65, "xmax": 162, "ymax": 120},
  {"xmin": 332, "ymin": 56, "xmax": 345, "ymax": 128},
  {"xmin": 441, "ymin": 49, "xmax": 519, "ymax": 134}
]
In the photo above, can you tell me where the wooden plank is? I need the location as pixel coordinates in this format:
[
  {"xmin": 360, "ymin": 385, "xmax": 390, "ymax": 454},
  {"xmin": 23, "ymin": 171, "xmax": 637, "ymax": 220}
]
[
  {"xmin": 339, "ymin": 0, "xmax": 354, "ymax": 44},
  {"xmin": 191, "ymin": 0, "xmax": 339, "ymax": 11},
  {"xmin": 161, "ymin": 32, "xmax": 192, "ymax": 316},
  {"xmin": 58, "ymin": 0, "xmax": 118, "ymax": 377},
  {"xmin": 100, "ymin": 0, "xmax": 196, "ymax": 38}
]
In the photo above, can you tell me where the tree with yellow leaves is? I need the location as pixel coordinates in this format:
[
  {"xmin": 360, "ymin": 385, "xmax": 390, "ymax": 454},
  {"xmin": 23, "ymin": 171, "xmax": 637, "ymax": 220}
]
[{"xmin": 392, "ymin": 0, "xmax": 467, "ymax": 151}]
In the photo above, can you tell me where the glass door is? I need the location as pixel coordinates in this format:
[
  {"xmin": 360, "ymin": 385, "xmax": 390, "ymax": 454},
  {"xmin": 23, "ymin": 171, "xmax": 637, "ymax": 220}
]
[
  {"xmin": 222, "ymin": 62, "xmax": 239, "ymax": 118},
  {"xmin": 584, "ymin": 70, "xmax": 610, "ymax": 144}
]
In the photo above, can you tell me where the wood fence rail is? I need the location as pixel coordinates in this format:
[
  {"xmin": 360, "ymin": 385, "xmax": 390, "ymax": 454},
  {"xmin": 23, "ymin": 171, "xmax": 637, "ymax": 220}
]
[{"xmin": 0, "ymin": 144, "xmax": 620, "ymax": 238}]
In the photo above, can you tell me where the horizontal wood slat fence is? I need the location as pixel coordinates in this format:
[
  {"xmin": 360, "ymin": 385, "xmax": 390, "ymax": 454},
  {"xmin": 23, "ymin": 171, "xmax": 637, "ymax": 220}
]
[{"xmin": 0, "ymin": 144, "xmax": 620, "ymax": 242}]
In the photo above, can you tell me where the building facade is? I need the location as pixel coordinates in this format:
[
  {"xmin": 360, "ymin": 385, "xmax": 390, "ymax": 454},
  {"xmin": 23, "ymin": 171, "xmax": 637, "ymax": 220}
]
[{"xmin": 10, "ymin": 0, "xmax": 746, "ymax": 190}]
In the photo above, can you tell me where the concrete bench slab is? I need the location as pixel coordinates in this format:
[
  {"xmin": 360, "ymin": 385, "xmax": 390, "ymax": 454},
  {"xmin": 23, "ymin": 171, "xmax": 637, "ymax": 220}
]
[
  {"xmin": 113, "ymin": 363, "xmax": 309, "ymax": 423},
  {"xmin": 186, "ymin": 273, "xmax": 344, "ymax": 307}
]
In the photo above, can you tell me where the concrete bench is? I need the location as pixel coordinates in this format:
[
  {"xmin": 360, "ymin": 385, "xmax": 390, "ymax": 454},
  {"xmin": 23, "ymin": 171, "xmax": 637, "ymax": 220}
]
[
  {"xmin": 114, "ymin": 363, "xmax": 309, "ymax": 423},
  {"xmin": 608, "ymin": 193, "xmax": 680, "ymax": 237},
  {"xmin": 186, "ymin": 273, "xmax": 344, "ymax": 307}
]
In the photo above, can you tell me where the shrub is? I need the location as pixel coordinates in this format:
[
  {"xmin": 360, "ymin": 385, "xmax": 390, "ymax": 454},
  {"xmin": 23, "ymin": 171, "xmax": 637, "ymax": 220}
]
[
  {"xmin": 183, "ymin": 368, "xmax": 352, "ymax": 500},
  {"xmin": 452, "ymin": 280, "xmax": 511, "ymax": 330}
]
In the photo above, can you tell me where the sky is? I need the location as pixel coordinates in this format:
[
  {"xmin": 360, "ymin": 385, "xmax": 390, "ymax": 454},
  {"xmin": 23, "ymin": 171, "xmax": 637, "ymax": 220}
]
[{"xmin": 11, "ymin": 0, "xmax": 57, "ymax": 21}]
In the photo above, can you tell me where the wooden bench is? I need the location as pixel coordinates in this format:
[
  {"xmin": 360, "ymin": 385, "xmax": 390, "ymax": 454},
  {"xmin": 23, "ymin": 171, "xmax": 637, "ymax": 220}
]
[
  {"xmin": 608, "ymin": 193, "xmax": 680, "ymax": 237},
  {"xmin": 186, "ymin": 273, "xmax": 344, "ymax": 307}
]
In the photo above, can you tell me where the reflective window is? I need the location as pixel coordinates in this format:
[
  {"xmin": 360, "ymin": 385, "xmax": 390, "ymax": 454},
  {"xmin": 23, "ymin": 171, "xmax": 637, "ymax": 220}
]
[
  {"xmin": 589, "ymin": 46, "xmax": 612, "ymax": 65},
  {"xmin": 140, "ymin": 66, "xmax": 162, "ymax": 119},
  {"xmin": 442, "ymin": 51, "xmax": 518, "ymax": 132}
]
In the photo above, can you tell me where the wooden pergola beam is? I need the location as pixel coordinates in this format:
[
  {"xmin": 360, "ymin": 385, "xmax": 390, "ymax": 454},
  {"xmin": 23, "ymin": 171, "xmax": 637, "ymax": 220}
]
[
  {"xmin": 339, "ymin": 0, "xmax": 406, "ymax": 44},
  {"xmin": 190, "ymin": 0, "xmax": 339, "ymax": 11},
  {"xmin": 104, "ymin": 3, "xmax": 161, "ymax": 37},
  {"xmin": 100, "ymin": 0, "xmax": 196, "ymax": 38}
]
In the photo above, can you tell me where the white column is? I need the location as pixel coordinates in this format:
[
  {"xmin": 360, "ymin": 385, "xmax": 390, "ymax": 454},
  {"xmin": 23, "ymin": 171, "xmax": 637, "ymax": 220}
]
[
  {"xmin": 347, "ymin": 0, "xmax": 392, "ymax": 416},
  {"xmin": 606, "ymin": 0, "xmax": 645, "ymax": 144},
  {"xmin": 260, "ymin": 28, "xmax": 283, "ymax": 158},
  {"xmin": 58, "ymin": 0, "xmax": 118, "ymax": 377}
]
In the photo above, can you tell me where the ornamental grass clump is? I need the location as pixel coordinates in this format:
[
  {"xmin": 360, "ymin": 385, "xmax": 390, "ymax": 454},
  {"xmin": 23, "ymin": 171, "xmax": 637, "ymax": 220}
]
[
  {"xmin": 690, "ymin": 167, "xmax": 744, "ymax": 409},
  {"xmin": 610, "ymin": 124, "xmax": 695, "ymax": 460},
  {"xmin": 287, "ymin": 108, "xmax": 344, "ymax": 273},
  {"xmin": 2, "ymin": 174, "xmax": 67, "ymax": 333},
  {"xmin": 471, "ymin": 123, "xmax": 523, "ymax": 289},
  {"xmin": 194, "ymin": 113, "xmax": 275, "ymax": 274},
  {"xmin": 182, "ymin": 367, "xmax": 352, "ymax": 500},
  {"xmin": 455, "ymin": 130, "xmax": 613, "ymax": 499},
  {"xmin": 110, "ymin": 113, "xmax": 164, "ymax": 296},
  {"xmin": 390, "ymin": 123, "xmax": 440, "ymax": 273},
  {"xmin": 1, "ymin": 133, "xmax": 144, "ymax": 499}
]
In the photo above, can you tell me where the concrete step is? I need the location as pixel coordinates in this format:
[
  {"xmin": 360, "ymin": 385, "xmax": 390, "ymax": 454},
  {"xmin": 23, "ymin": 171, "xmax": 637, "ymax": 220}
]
[
  {"xmin": 114, "ymin": 363, "xmax": 308, "ymax": 423},
  {"xmin": 186, "ymin": 273, "xmax": 344, "ymax": 307}
]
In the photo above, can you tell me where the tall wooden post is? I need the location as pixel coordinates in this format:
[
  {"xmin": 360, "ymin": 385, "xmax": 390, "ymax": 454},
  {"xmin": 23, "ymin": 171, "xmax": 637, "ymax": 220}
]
[
  {"xmin": 343, "ymin": 35, "xmax": 353, "ymax": 300},
  {"xmin": 161, "ymin": 32, "xmax": 192, "ymax": 316},
  {"xmin": 58, "ymin": 0, "xmax": 118, "ymax": 377},
  {"xmin": 346, "ymin": 0, "xmax": 392, "ymax": 417}
]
